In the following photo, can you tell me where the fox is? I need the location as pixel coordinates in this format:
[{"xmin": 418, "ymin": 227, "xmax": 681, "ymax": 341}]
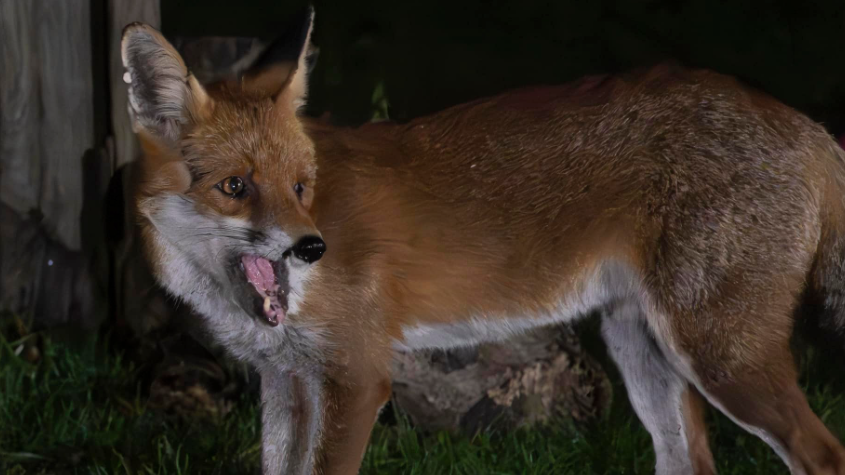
[{"xmin": 121, "ymin": 7, "xmax": 845, "ymax": 475}]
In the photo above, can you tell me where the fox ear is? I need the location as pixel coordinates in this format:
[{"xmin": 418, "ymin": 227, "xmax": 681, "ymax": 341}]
[
  {"xmin": 121, "ymin": 23, "xmax": 212, "ymax": 144},
  {"xmin": 241, "ymin": 5, "xmax": 316, "ymax": 111}
]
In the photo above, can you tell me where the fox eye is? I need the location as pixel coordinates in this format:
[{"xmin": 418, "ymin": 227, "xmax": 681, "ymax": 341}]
[
  {"xmin": 294, "ymin": 182, "xmax": 305, "ymax": 200},
  {"xmin": 218, "ymin": 176, "xmax": 246, "ymax": 198}
]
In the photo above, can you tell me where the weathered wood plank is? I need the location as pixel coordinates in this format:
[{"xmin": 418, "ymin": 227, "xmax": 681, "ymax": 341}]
[
  {"xmin": 1, "ymin": 0, "xmax": 41, "ymax": 224},
  {"xmin": 108, "ymin": 0, "xmax": 160, "ymax": 168},
  {"xmin": 35, "ymin": 0, "xmax": 95, "ymax": 249},
  {"xmin": 1, "ymin": 0, "xmax": 94, "ymax": 250}
]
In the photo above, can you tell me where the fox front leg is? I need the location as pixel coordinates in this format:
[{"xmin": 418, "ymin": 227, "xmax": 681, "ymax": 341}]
[
  {"xmin": 259, "ymin": 368, "xmax": 322, "ymax": 475},
  {"xmin": 316, "ymin": 377, "xmax": 392, "ymax": 474},
  {"xmin": 259, "ymin": 367, "xmax": 391, "ymax": 475}
]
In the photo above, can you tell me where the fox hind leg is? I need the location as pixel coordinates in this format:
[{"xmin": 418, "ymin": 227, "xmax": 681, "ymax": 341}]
[
  {"xmin": 656, "ymin": 298, "xmax": 845, "ymax": 475},
  {"xmin": 602, "ymin": 305, "xmax": 717, "ymax": 475},
  {"xmin": 685, "ymin": 328, "xmax": 845, "ymax": 474}
]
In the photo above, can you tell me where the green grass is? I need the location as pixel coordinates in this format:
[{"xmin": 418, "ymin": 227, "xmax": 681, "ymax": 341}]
[{"xmin": 1, "ymin": 330, "xmax": 843, "ymax": 475}]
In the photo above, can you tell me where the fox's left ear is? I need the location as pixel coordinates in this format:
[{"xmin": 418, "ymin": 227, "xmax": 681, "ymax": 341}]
[
  {"xmin": 241, "ymin": 5, "xmax": 316, "ymax": 111},
  {"xmin": 121, "ymin": 23, "xmax": 212, "ymax": 145}
]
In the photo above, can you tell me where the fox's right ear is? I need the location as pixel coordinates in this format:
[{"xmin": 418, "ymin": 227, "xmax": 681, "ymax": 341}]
[
  {"xmin": 121, "ymin": 23, "xmax": 212, "ymax": 145},
  {"xmin": 240, "ymin": 6, "xmax": 316, "ymax": 111}
]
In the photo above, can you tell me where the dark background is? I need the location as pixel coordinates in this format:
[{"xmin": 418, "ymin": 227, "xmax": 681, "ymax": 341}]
[
  {"xmin": 161, "ymin": 0, "xmax": 845, "ymax": 131},
  {"xmin": 3, "ymin": 1, "xmax": 845, "ymax": 472}
]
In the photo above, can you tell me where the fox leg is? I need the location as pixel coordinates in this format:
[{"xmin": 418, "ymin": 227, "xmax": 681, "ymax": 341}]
[
  {"xmin": 677, "ymin": 319, "xmax": 845, "ymax": 475},
  {"xmin": 259, "ymin": 368, "xmax": 323, "ymax": 475},
  {"xmin": 259, "ymin": 365, "xmax": 390, "ymax": 475},
  {"xmin": 602, "ymin": 305, "xmax": 716, "ymax": 475},
  {"xmin": 701, "ymin": 370, "xmax": 845, "ymax": 475},
  {"xmin": 316, "ymin": 377, "xmax": 392, "ymax": 475},
  {"xmin": 654, "ymin": 286, "xmax": 845, "ymax": 475}
]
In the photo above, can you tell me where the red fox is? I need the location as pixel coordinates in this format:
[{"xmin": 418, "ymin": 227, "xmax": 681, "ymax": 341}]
[{"xmin": 122, "ymin": 8, "xmax": 845, "ymax": 475}]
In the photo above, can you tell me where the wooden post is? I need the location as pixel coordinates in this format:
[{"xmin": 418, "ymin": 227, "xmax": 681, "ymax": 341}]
[{"xmin": 108, "ymin": 0, "xmax": 160, "ymax": 169}]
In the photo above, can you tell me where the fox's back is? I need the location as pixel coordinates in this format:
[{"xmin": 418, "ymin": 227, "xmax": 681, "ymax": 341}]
[
  {"xmin": 398, "ymin": 63, "xmax": 830, "ymax": 212},
  {"xmin": 306, "ymin": 63, "xmax": 844, "ymax": 337}
]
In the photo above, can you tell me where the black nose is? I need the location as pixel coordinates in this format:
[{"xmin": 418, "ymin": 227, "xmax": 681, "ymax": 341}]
[{"xmin": 291, "ymin": 236, "xmax": 326, "ymax": 263}]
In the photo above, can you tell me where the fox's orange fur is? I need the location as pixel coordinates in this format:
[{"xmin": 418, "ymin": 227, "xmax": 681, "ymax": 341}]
[{"xmin": 124, "ymin": 11, "xmax": 845, "ymax": 475}]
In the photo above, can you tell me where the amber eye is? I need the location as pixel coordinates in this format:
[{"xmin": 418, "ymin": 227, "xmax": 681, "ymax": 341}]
[
  {"xmin": 218, "ymin": 176, "xmax": 246, "ymax": 197},
  {"xmin": 294, "ymin": 182, "xmax": 305, "ymax": 200}
]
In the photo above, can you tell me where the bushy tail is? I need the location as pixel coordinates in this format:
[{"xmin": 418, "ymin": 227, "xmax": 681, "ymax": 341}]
[{"xmin": 804, "ymin": 143, "xmax": 845, "ymax": 350}]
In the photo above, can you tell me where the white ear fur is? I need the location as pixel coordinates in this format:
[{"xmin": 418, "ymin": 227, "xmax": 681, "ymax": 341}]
[{"xmin": 121, "ymin": 23, "xmax": 211, "ymax": 143}]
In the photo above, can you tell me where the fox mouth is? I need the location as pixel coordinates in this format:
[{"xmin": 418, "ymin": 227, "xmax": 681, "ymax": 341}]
[{"xmin": 239, "ymin": 254, "xmax": 289, "ymax": 326}]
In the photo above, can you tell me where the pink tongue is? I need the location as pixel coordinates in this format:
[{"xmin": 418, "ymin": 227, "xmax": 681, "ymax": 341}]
[
  {"xmin": 242, "ymin": 255, "xmax": 276, "ymax": 292},
  {"xmin": 241, "ymin": 254, "xmax": 284, "ymax": 325}
]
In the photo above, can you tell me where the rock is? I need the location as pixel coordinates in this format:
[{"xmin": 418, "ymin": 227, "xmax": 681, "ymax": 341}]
[{"xmin": 391, "ymin": 325, "xmax": 611, "ymax": 433}]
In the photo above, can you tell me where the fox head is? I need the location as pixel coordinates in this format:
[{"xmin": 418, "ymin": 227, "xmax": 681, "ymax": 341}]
[{"xmin": 123, "ymin": 9, "xmax": 324, "ymax": 330}]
